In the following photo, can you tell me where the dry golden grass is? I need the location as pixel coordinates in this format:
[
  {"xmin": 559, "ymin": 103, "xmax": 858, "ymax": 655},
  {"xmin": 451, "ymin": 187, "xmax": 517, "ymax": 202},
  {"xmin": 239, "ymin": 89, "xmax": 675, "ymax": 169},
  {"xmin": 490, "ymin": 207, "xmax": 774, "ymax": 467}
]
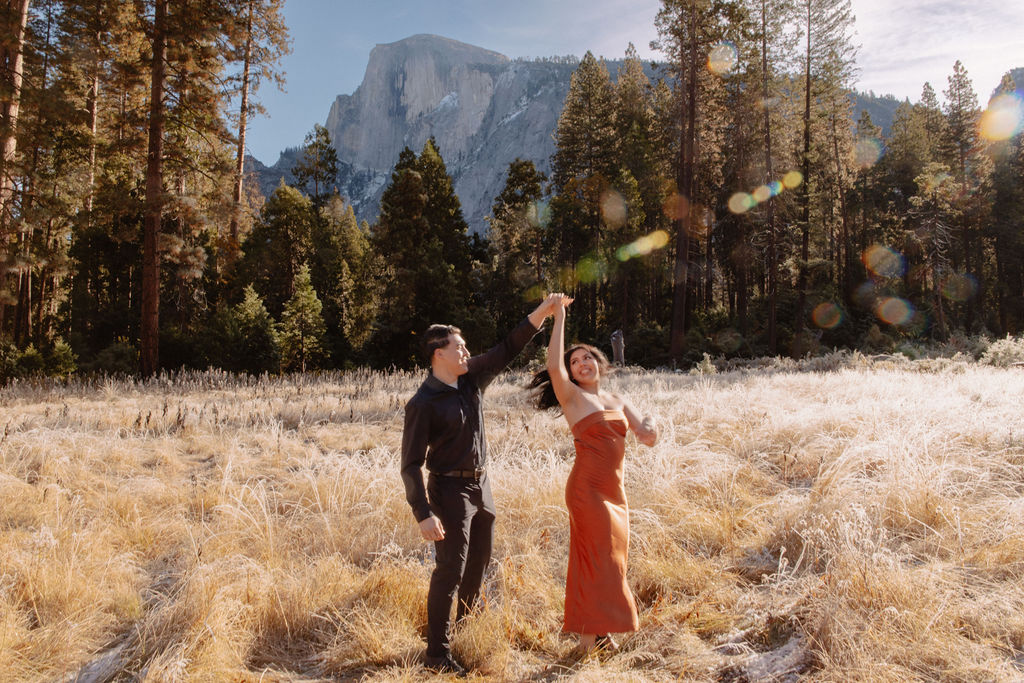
[{"xmin": 2, "ymin": 362, "xmax": 1024, "ymax": 681}]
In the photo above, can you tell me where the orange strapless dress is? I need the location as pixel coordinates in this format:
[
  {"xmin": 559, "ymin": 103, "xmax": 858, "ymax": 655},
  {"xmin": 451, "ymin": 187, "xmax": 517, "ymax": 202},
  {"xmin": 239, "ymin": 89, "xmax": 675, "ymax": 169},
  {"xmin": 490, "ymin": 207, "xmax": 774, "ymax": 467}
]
[{"xmin": 563, "ymin": 409, "xmax": 639, "ymax": 635}]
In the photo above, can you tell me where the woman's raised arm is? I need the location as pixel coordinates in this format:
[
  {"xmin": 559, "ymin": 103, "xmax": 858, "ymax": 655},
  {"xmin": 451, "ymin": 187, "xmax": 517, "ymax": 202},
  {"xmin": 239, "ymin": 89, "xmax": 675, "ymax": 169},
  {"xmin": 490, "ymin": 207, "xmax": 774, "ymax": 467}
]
[{"xmin": 546, "ymin": 297, "xmax": 577, "ymax": 409}]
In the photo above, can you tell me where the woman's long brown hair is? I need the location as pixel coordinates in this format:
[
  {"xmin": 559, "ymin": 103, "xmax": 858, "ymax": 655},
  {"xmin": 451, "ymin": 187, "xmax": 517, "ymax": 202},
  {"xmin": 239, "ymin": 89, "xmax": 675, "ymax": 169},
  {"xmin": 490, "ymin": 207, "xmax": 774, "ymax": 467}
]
[{"xmin": 528, "ymin": 343, "xmax": 611, "ymax": 411}]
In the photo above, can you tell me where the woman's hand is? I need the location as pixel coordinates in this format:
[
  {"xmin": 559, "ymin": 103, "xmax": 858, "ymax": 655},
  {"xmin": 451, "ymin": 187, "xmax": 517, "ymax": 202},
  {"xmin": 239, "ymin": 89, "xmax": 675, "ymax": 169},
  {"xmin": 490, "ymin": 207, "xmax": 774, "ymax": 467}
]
[
  {"xmin": 637, "ymin": 415, "xmax": 658, "ymax": 447},
  {"xmin": 553, "ymin": 293, "xmax": 573, "ymax": 317}
]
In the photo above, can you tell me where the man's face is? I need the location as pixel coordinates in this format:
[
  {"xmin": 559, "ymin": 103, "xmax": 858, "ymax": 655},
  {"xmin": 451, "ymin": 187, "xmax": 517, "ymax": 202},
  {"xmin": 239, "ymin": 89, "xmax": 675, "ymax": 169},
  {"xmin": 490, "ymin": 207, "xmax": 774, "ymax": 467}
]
[{"xmin": 433, "ymin": 333, "xmax": 470, "ymax": 377}]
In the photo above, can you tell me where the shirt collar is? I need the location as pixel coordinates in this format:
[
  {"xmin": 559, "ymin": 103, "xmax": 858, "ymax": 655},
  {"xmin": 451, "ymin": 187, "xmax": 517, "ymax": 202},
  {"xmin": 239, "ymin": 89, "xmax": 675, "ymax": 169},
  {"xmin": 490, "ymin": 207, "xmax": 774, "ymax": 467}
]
[{"xmin": 425, "ymin": 373, "xmax": 459, "ymax": 392}]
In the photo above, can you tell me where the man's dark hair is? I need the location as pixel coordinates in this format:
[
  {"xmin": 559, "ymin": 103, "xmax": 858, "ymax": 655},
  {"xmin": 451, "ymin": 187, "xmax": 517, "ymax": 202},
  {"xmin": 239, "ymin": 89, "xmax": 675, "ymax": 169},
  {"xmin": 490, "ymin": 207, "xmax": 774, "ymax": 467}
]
[{"xmin": 422, "ymin": 324, "xmax": 461, "ymax": 363}]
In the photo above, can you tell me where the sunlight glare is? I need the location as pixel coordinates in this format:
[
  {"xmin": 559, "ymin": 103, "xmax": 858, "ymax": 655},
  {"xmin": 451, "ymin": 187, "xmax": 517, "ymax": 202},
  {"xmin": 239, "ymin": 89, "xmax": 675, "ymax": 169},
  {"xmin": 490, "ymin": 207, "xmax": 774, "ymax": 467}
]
[
  {"xmin": 708, "ymin": 42, "xmax": 738, "ymax": 75},
  {"xmin": 782, "ymin": 171, "xmax": 803, "ymax": 189},
  {"xmin": 980, "ymin": 94, "xmax": 1024, "ymax": 141},
  {"xmin": 662, "ymin": 192, "xmax": 689, "ymax": 221},
  {"xmin": 601, "ymin": 190, "xmax": 627, "ymax": 228},
  {"xmin": 616, "ymin": 230, "xmax": 670, "ymax": 261},
  {"xmin": 862, "ymin": 244, "xmax": 905, "ymax": 279},
  {"xmin": 812, "ymin": 302, "xmax": 843, "ymax": 329},
  {"xmin": 942, "ymin": 273, "xmax": 977, "ymax": 302},
  {"xmin": 854, "ymin": 138, "xmax": 882, "ymax": 168},
  {"xmin": 577, "ymin": 255, "xmax": 607, "ymax": 284},
  {"xmin": 876, "ymin": 297, "xmax": 913, "ymax": 326},
  {"xmin": 728, "ymin": 192, "xmax": 756, "ymax": 214}
]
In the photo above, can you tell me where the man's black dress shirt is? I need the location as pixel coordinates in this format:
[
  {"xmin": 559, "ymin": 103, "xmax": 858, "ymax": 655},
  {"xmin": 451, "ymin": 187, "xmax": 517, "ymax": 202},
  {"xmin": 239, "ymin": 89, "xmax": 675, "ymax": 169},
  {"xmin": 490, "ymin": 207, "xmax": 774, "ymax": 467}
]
[{"xmin": 401, "ymin": 318, "xmax": 541, "ymax": 522}]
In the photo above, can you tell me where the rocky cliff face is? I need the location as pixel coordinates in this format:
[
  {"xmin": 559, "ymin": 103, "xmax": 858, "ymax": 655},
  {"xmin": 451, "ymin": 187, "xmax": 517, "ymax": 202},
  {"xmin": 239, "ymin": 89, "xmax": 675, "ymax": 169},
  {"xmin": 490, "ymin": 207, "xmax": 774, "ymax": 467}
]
[{"xmin": 254, "ymin": 34, "xmax": 578, "ymax": 233}]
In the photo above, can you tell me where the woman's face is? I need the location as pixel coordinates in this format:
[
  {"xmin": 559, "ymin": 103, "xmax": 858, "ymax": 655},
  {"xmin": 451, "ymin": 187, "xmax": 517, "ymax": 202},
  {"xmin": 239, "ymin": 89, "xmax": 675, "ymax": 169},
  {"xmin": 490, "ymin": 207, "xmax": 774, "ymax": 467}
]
[{"xmin": 568, "ymin": 348, "xmax": 600, "ymax": 385}]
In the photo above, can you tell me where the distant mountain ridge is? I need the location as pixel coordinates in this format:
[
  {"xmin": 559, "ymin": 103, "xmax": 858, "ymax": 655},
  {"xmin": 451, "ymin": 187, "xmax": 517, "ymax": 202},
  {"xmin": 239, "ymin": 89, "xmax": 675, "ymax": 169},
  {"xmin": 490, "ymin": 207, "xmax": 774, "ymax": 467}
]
[
  {"xmin": 248, "ymin": 35, "xmax": 1021, "ymax": 233},
  {"xmin": 251, "ymin": 34, "xmax": 581, "ymax": 233}
]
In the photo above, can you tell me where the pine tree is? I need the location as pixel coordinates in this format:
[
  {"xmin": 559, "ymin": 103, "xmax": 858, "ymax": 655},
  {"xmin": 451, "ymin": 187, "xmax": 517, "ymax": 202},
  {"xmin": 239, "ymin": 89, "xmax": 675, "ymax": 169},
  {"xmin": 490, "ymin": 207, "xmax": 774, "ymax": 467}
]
[
  {"xmin": 941, "ymin": 61, "xmax": 989, "ymax": 330},
  {"xmin": 654, "ymin": 0, "xmax": 741, "ymax": 358},
  {"xmin": 415, "ymin": 137, "xmax": 471, "ymax": 275},
  {"xmin": 0, "ymin": 0, "xmax": 30, "ymax": 235},
  {"xmin": 292, "ymin": 123, "xmax": 338, "ymax": 209},
  {"xmin": 278, "ymin": 263, "xmax": 326, "ymax": 372},
  {"xmin": 0, "ymin": 0, "xmax": 31, "ymax": 337},
  {"xmin": 140, "ymin": 0, "xmax": 168, "ymax": 375},
  {"xmin": 312, "ymin": 195, "xmax": 377, "ymax": 363},
  {"xmin": 918, "ymin": 82, "xmax": 947, "ymax": 163},
  {"xmin": 236, "ymin": 181, "xmax": 315, "ymax": 316},
  {"xmin": 224, "ymin": 283, "xmax": 279, "ymax": 374},
  {"xmin": 552, "ymin": 51, "xmax": 616, "ymax": 190},
  {"xmin": 990, "ymin": 73, "xmax": 1024, "ymax": 333},
  {"xmin": 225, "ymin": 0, "xmax": 289, "ymax": 253},
  {"xmin": 488, "ymin": 157, "xmax": 547, "ymax": 332},
  {"xmin": 792, "ymin": 0, "xmax": 855, "ymax": 355},
  {"xmin": 550, "ymin": 51, "xmax": 617, "ymax": 336}
]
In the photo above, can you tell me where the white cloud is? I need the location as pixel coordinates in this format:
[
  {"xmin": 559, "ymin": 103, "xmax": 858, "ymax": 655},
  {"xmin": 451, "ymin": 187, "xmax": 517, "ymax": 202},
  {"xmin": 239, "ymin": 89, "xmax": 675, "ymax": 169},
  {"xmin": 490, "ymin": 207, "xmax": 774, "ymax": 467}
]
[{"xmin": 851, "ymin": 0, "xmax": 1024, "ymax": 101}]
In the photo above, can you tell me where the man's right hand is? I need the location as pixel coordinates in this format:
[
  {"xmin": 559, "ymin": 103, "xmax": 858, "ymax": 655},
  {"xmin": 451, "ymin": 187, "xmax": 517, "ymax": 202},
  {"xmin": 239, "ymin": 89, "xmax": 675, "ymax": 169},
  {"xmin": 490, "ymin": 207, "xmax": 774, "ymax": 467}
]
[{"xmin": 419, "ymin": 515, "xmax": 445, "ymax": 541}]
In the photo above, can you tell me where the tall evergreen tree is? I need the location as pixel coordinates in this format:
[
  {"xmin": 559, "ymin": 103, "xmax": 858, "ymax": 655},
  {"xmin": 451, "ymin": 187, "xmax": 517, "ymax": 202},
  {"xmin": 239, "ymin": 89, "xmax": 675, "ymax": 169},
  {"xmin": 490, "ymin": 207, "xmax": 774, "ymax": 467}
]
[
  {"xmin": 140, "ymin": 0, "xmax": 168, "ymax": 375},
  {"xmin": 488, "ymin": 158, "xmax": 548, "ymax": 333},
  {"xmin": 292, "ymin": 123, "xmax": 338, "ymax": 209},
  {"xmin": 225, "ymin": 0, "xmax": 289, "ymax": 254},
  {"xmin": 550, "ymin": 51, "xmax": 617, "ymax": 336},
  {"xmin": 371, "ymin": 141, "xmax": 480, "ymax": 366},
  {"xmin": 792, "ymin": 0, "xmax": 855, "ymax": 354},
  {"xmin": 279, "ymin": 262, "xmax": 326, "ymax": 372},
  {"xmin": 236, "ymin": 181, "xmax": 314, "ymax": 316},
  {"xmin": 941, "ymin": 61, "xmax": 989, "ymax": 330},
  {"xmin": 654, "ymin": 0, "xmax": 741, "ymax": 359}
]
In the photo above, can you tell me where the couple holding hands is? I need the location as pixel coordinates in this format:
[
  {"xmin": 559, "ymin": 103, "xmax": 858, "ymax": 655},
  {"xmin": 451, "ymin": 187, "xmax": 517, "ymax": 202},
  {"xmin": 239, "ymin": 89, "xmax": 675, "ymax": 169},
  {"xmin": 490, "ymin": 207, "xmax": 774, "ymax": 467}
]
[{"xmin": 400, "ymin": 292, "xmax": 658, "ymax": 675}]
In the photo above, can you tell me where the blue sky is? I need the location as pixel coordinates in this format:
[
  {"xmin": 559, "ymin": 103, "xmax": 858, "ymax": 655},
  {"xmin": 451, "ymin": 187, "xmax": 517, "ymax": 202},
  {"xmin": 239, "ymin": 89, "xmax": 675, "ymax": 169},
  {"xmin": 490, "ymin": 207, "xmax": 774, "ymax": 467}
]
[{"xmin": 244, "ymin": 0, "xmax": 1024, "ymax": 163}]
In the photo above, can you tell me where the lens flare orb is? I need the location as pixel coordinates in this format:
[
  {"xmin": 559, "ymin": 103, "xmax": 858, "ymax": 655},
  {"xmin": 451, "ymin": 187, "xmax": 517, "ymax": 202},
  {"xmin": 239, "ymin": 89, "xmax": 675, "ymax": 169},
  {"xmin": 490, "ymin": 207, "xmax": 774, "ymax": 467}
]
[
  {"xmin": 577, "ymin": 255, "xmax": 607, "ymax": 284},
  {"xmin": 876, "ymin": 297, "xmax": 913, "ymax": 326},
  {"xmin": 854, "ymin": 138, "xmax": 882, "ymax": 168},
  {"xmin": 662, "ymin": 192, "xmax": 689, "ymax": 221},
  {"xmin": 600, "ymin": 190, "xmax": 627, "ymax": 228},
  {"xmin": 615, "ymin": 230, "xmax": 669, "ymax": 262},
  {"xmin": 708, "ymin": 42, "xmax": 738, "ymax": 75},
  {"xmin": 980, "ymin": 93, "xmax": 1024, "ymax": 141},
  {"xmin": 812, "ymin": 302, "xmax": 843, "ymax": 329},
  {"xmin": 942, "ymin": 273, "xmax": 978, "ymax": 302},
  {"xmin": 752, "ymin": 185, "xmax": 773, "ymax": 203},
  {"xmin": 862, "ymin": 244, "xmax": 905, "ymax": 279},
  {"xmin": 782, "ymin": 171, "xmax": 803, "ymax": 189},
  {"xmin": 728, "ymin": 192, "xmax": 756, "ymax": 214}
]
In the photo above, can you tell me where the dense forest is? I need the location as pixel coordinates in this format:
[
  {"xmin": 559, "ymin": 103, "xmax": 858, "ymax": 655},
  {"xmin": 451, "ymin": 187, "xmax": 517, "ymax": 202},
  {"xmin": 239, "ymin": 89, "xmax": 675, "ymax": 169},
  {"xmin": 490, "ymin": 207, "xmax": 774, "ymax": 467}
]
[{"xmin": 1, "ymin": 0, "xmax": 1022, "ymax": 379}]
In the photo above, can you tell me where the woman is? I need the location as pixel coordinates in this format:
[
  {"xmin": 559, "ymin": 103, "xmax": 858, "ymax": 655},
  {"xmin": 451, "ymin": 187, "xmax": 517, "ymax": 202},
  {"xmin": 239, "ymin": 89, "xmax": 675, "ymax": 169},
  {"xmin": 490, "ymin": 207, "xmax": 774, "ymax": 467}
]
[{"xmin": 530, "ymin": 296, "xmax": 658, "ymax": 654}]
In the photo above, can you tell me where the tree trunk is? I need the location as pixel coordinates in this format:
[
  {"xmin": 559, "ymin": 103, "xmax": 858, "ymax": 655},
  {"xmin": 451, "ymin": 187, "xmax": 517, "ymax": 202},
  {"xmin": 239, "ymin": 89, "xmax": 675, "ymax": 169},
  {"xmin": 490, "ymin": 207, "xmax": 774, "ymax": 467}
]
[
  {"xmin": 228, "ymin": 0, "xmax": 253, "ymax": 257},
  {"xmin": 669, "ymin": 8, "xmax": 699, "ymax": 360},
  {"xmin": 761, "ymin": 0, "xmax": 778, "ymax": 354},
  {"xmin": 0, "ymin": 0, "xmax": 30, "ymax": 336},
  {"xmin": 830, "ymin": 113, "xmax": 852, "ymax": 302},
  {"xmin": 794, "ymin": 1, "xmax": 812, "ymax": 355},
  {"xmin": 86, "ymin": 69, "xmax": 99, "ymax": 217},
  {"xmin": 141, "ymin": 0, "xmax": 168, "ymax": 375},
  {"xmin": 0, "ymin": 0, "xmax": 30, "ymax": 228}
]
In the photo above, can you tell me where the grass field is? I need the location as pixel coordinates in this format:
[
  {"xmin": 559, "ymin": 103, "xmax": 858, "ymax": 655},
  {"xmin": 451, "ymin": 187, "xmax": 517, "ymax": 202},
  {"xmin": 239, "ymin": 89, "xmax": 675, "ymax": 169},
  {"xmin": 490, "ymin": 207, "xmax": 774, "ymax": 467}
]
[{"xmin": 2, "ymin": 357, "xmax": 1024, "ymax": 681}]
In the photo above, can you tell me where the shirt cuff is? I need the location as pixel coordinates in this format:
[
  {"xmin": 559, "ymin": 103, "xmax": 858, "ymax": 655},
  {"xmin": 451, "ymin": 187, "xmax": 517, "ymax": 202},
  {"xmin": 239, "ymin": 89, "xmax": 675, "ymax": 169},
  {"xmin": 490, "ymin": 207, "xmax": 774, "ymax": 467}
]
[{"xmin": 413, "ymin": 504, "xmax": 433, "ymax": 523}]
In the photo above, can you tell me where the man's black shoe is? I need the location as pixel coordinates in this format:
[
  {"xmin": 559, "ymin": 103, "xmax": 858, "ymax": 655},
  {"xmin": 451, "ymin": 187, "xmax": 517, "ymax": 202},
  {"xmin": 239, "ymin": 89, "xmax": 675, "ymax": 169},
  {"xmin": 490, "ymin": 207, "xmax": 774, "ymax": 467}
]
[{"xmin": 425, "ymin": 654, "xmax": 467, "ymax": 677}]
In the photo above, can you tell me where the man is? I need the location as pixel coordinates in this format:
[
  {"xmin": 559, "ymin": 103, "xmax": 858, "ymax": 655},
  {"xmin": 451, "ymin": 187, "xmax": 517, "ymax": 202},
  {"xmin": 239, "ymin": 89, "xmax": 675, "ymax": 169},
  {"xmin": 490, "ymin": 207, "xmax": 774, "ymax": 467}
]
[{"xmin": 401, "ymin": 293, "xmax": 561, "ymax": 675}]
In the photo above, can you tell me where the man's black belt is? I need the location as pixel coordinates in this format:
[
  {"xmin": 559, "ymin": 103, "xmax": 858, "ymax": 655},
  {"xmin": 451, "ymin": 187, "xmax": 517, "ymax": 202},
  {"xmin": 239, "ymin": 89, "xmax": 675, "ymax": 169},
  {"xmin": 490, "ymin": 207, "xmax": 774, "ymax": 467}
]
[{"xmin": 433, "ymin": 468, "xmax": 485, "ymax": 480}]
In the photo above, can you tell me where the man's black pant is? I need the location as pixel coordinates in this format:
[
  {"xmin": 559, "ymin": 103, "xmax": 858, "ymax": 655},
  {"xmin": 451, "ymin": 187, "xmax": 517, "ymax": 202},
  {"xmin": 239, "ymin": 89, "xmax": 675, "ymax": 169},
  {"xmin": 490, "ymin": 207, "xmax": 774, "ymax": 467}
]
[{"xmin": 425, "ymin": 472, "xmax": 495, "ymax": 659}]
